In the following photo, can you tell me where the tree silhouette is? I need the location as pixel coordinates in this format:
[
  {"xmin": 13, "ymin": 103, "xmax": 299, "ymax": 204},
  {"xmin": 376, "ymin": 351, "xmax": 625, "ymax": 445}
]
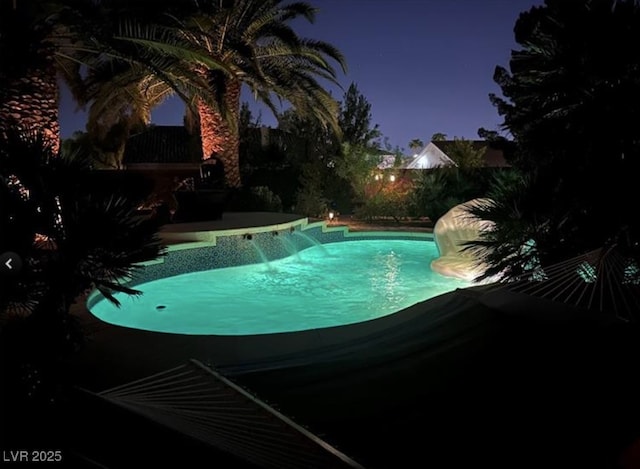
[
  {"xmin": 408, "ymin": 139, "xmax": 424, "ymax": 153},
  {"xmin": 469, "ymin": 0, "xmax": 640, "ymax": 286},
  {"xmin": 447, "ymin": 137, "xmax": 485, "ymax": 170}
]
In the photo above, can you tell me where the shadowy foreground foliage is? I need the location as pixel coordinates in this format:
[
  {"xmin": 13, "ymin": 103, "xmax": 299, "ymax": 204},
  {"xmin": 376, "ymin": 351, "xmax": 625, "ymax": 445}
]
[
  {"xmin": 468, "ymin": 0, "xmax": 640, "ymax": 290},
  {"xmin": 0, "ymin": 130, "xmax": 165, "ymax": 417}
]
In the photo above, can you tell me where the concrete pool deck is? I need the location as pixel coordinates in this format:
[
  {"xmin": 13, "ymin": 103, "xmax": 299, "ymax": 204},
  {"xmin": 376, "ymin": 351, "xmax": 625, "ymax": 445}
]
[
  {"xmin": 158, "ymin": 211, "xmax": 433, "ymax": 247},
  {"xmin": 67, "ymin": 212, "xmax": 640, "ymax": 469},
  {"xmin": 159, "ymin": 212, "xmax": 434, "ymax": 234},
  {"xmin": 160, "ymin": 211, "xmax": 306, "ymax": 237}
]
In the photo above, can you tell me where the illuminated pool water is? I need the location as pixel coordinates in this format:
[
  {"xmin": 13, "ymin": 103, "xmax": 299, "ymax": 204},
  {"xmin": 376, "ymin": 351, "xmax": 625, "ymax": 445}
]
[{"xmin": 89, "ymin": 240, "xmax": 469, "ymax": 335}]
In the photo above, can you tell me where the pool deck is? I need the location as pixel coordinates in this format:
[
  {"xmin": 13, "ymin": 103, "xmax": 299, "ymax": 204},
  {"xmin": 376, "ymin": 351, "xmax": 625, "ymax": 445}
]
[
  {"xmin": 161, "ymin": 211, "xmax": 307, "ymax": 233},
  {"xmin": 159, "ymin": 212, "xmax": 433, "ymax": 238}
]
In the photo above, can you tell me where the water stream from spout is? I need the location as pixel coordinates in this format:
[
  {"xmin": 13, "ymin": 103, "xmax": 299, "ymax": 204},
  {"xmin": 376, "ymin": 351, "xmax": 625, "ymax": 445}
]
[
  {"xmin": 278, "ymin": 235, "xmax": 302, "ymax": 261},
  {"xmin": 249, "ymin": 239, "xmax": 276, "ymax": 271},
  {"xmin": 292, "ymin": 230, "xmax": 329, "ymax": 255}
]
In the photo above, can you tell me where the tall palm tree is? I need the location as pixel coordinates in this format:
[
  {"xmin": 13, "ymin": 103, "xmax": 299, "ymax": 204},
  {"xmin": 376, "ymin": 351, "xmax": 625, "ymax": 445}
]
[
  {"xmin": 84, "ymin": 73, "xmax": 176, "ymax": 168},
  {"xmin": 0, "ymin": 0, "xmax": 224, "ymax": 156},
  {"xmin": 181, "ymin": 0, "xmax": 347, "ymax": 188},
  {"xmin": 0, "ymin": 1, "xmax": 69, "ymax": 154},
  {"xmin": 78, "ymin": 0, "xmax": 230, "ymax": 169}
]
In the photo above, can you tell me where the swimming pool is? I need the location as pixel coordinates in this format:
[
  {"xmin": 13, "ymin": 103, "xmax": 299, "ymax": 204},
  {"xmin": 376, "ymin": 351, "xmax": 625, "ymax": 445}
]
[{"xmin": 89, "ymin": 239, "xmax": 469, "ymax": 335}]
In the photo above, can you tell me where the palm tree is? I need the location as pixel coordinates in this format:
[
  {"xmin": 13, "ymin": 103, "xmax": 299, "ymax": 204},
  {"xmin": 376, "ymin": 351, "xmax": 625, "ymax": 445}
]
[
  {"xmin": 181, "ymin": 0, "xmax": 347, "ymax": 188},
  {"xmin": 0, "ymin": 0, "xmax": 224, "ymax": 156},
  {"xmin": 0, "ymin": 1, "xmax": 69, "ymax": 154},
  {"xmin": 408, "ymin": 138, "xmax": 424, "ymax": 154},
  {"xmin": 78, "ymin": 0, "xmax": 230, "ymax": 169},
  {"xmin": 84, "ymin": 74, "xmax": 175, "ymax": 168},
  {"xmin": 447, "ymin": 137, "xmax": 485, "ymax": 170}
]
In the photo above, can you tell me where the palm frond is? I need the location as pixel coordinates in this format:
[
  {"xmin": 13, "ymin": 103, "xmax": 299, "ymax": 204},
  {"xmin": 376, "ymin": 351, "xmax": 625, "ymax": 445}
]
[
  {"xmin": 181, "ymin": 0, "xmax": 346, "ymax": 136},
  {"xmin": 278, "ymin": 2, "xmax": 317, "ymax": 23}
]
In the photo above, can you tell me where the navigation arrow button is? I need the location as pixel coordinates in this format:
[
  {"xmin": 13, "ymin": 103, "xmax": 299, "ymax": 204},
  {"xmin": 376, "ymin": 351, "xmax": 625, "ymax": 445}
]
[{"xmin": 0, "ymin": 252, "xmax": 22, "ymax": 276}]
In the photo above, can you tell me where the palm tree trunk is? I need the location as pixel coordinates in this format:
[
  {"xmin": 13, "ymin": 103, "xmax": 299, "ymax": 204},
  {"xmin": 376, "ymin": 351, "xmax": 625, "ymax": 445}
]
[
  {"xmin": 198, "ymin": 79, "xmax": 242, "ymax": 188},
  {"xmin": 0, "ymin": 54, "xmax": 60, "ymax": 155}
]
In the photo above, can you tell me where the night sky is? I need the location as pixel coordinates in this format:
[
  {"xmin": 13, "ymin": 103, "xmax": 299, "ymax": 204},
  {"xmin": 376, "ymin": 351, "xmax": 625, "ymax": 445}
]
[{"xmin": 58, "ymin": 0, "xmax": 544, "ymax": 152}]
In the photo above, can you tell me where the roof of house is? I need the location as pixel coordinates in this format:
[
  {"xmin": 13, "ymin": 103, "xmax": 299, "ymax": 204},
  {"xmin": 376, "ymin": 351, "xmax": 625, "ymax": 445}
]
[
  {"xmin": 381, "ymin": 140, "xmax": 509, "ymax": 171},
  {"xmin": 123, "ymin": 126, "xmax": 202, "ymax": 165},
  {"xmin": 430, "ymin": 140, "xmax": 509, "ymax": 167},
  {"xmin": 405, "ymin": 142, "xmax": 457, "ymax": 169}
]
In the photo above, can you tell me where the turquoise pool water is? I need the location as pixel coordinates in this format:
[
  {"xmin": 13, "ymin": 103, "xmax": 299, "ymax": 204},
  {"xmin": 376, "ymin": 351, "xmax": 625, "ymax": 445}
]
[{"xmin": 89, "ymin": 239, "xmax": 469, "ymax": 335}]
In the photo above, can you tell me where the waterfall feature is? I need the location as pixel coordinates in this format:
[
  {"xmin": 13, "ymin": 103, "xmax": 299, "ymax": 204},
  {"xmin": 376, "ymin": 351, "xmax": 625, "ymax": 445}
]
[
  {"xmin": 245, "ymin": 236, "xmax": 275, "ymax": 271},
  {"xmin": 292, "ymin": 230, "xmax": 329, "ymax": 255},
  {"xmin": 278, "ymin": 234, "xmax": 302, "ymax": 261}
]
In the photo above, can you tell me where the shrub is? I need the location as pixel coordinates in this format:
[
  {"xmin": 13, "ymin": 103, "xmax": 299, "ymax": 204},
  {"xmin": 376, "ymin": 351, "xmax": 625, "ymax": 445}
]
[
  {"xmin": 250, "ymin": 186, "xmax": 283, "ymax": 212},
  {"xmin": 356, "ymin": 177, "xmax": 413, "ymax": 222},
  {"xmin": 226, "ymin": 185, "xmax": 282, "ymax": 212},
  {"xmin": 294, "ymin": 185, "xmax": 328, "ymax": 217},
  {"xmin": 411, "ymin": 167, "xmax": 498, "ymax": 222}
]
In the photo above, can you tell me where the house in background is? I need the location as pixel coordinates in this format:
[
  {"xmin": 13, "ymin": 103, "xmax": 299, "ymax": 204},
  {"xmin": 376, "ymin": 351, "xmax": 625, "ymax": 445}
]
[
  {"xmin": 371, "ymin": 139, "xmax": 510, "ymax": 193},
  {"xmin": 121, "ymin": 124, "xmax": 294, "ymax": 210},
  {"xmin": 123, "ymin": 125, "xmax": 202, "ymax": 174},
  {"xmin": 405, "ymin": 140, "xmax": 509, "ymax": 169},
  {"xmin": 405, "ymin": 141, "xmax": 456, "ymax": 169},
  {"xmin": 376, "ymin": 140, "xmax": 509, "ymax": 173},
  {"xmin": 377, "ymin": 154, "xmax": 397, "ymax": 169}
]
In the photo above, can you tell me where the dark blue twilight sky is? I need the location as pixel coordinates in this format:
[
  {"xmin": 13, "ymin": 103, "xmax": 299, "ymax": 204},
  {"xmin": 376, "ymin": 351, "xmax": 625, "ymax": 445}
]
[{"xmin": 59, "ymin": 0, "xmax": 544, "ymax": 152}]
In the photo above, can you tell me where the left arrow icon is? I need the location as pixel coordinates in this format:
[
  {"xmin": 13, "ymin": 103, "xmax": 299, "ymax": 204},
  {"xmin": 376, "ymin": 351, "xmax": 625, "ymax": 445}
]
[{"xmin": 0, "ymin": 252, "xmax": 22, "ymax": 275}]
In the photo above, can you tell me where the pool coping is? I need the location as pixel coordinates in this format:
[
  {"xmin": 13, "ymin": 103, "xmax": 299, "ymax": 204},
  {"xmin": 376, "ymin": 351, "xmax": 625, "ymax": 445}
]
[{"xmin": 159, "ymin": 216, "xmax": 434, "ymax": 253}]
